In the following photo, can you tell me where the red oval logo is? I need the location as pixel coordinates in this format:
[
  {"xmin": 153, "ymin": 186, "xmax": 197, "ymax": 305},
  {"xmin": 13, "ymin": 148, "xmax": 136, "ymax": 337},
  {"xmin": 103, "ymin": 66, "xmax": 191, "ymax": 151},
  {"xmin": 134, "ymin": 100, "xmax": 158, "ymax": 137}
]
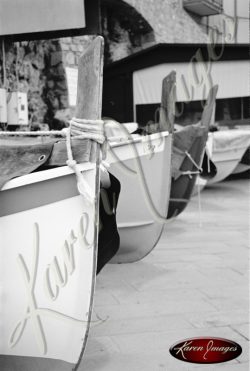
[{"xmin": 170, "ymin": 337, "xmax": 242, "ymax": 364}]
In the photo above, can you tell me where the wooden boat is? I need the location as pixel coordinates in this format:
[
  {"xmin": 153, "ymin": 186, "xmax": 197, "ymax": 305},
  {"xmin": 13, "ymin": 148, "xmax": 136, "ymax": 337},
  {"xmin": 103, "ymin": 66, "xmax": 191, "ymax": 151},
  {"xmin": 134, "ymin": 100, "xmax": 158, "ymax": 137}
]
[
  {"xmin": 192, "ymin": 127, "xmax": 250, "ymax": 192},
  {"xmin": 167, "ymin": 125, "xmax": 209, "ymax": 218},
  {"xmin": 107, "ymin": 130, "xmax": 171, "ymax": 263},
  {"xmin": 192, "ymin": 134, "xmax": 217, "ymax": 196},
  {"xmin": 232, "ymin": 145, "xmax": 250, "ymax": 174},
  {"xmin": 232, "ymin": 127, "xmax": 250, "ymax": 174},
  {"xmin": 0, "ymin": 37, "xmax": 103, "ymax": 371},
  {"xmin": 107, "ymin": 72, "xmax": 175, "ymax": 263},
  {"xmin": 167, "ymin": 86, "xmax": 218, "ymax": 219},
  {"xmin": 205, "ymin": 128, "xmax": 250, "ymax": 185}
]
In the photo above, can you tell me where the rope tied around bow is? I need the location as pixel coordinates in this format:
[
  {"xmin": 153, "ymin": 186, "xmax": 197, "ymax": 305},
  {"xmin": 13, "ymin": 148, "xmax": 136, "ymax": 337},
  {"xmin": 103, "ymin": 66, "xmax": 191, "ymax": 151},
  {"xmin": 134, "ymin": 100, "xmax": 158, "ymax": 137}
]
[
  {"xmin": 179, "ymin": 151, "xmax": 203, "ymax": 179},
  {"xmin": 69, "ymin": 118, "xmax": 105, "ymax": 144},
  {"xmin": 184, "ymin": 150, "xmax": 203, "ymax": 227},
  {"xmin": 64, "ymin": 117, "xmax": 106, "ymax": 204}
]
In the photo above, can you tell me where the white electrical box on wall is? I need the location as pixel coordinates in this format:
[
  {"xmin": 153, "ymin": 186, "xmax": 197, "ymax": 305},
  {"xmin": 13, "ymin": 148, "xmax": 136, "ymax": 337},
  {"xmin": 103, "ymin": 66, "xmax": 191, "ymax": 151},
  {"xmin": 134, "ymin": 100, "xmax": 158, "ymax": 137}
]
[
  {"xmin": 7, "ymin": 91, "xmax": 29, "ymax": 126},
  {"xmin": 0, "ymin": 88, "xmax": 7, "ymax": 123}
]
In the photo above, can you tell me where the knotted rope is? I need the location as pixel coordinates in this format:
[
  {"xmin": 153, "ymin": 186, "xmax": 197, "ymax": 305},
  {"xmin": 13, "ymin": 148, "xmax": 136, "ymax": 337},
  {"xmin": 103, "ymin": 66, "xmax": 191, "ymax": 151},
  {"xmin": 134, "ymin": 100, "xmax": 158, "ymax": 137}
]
[
  {"xmin": 64, "ymin": 118, "xmax": 107, "ymax": 204},
  {"xmin": 176, "ymin": 149, "xmax": 203, "ymax": 226},
  {"xmin": 184, "ymin": 150, "xmax": 203, "ymax": 226},
  {"xmin": 179, "ymin": 151, "xmax": 203, "ymax": 178},
  {"xmin": 69, "ymin": 118, "xmax": 105, "ymax": 144}
]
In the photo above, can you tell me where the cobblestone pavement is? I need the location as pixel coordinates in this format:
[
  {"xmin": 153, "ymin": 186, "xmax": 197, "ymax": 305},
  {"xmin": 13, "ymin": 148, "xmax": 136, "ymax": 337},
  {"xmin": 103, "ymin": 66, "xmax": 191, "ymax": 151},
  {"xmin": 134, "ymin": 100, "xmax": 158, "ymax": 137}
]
[{"xmin": 80, "ymin": 178, "xmax": 249, "ymax": 371}]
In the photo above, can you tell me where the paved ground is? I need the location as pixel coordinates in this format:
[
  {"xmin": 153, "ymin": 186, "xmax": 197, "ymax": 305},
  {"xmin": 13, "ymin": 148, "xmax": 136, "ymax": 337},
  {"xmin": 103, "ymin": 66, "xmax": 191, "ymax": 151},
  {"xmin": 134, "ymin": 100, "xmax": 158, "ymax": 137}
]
[{"xmin": 80, "ymin": 178, "xmax": 249, "ymax": 371}]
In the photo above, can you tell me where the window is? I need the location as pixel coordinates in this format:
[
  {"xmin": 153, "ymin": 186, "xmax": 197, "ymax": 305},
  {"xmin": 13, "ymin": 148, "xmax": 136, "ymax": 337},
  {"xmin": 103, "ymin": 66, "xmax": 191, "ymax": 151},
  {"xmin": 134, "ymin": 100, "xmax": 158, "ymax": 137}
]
[
  {"xmin": 243, "ymin": 97, "xmax": 250, "ymax": 119},
  {"xmin": 135, "ymin": 96, "xmax": 250, "ymax": 128},
  {"xmin": 216, "ymin": 97, "xmax": 250, "ymax": 122}
]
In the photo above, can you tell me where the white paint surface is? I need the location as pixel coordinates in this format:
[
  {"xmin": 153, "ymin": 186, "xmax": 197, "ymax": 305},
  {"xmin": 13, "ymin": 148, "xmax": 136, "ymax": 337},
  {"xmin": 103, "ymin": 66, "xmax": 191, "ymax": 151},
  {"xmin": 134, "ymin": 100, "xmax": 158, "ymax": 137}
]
[
  {"xmin": 133, "ymin": 60, "xmax": 249, "ymax": 105},
  {"xmin": 0, "ymin": 0, "xmax": 85, "ymax": 35},
  {"xmin": 0, "ymin": 166, "xmax": 97, "ymax": 364}
]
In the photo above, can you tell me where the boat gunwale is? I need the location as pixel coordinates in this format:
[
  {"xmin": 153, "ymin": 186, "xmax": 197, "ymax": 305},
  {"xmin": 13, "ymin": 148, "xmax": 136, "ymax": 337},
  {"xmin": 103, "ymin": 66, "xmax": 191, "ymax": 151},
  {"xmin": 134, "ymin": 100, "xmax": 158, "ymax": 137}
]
[
  {"xmin": 108, "ymin": 130, "xmax": 170, "ymax": 148},
  {"xmin": 1, "ymin": 162, "xmax": 96, "ymax": 191}
]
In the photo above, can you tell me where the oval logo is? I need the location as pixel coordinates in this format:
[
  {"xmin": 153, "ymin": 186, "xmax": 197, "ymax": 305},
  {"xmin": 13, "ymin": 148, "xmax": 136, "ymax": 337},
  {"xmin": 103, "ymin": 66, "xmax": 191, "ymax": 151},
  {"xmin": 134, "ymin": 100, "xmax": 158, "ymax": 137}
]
[{"xmin": 170, "ymin": 337, "xmax": 242, "ymax": 364}]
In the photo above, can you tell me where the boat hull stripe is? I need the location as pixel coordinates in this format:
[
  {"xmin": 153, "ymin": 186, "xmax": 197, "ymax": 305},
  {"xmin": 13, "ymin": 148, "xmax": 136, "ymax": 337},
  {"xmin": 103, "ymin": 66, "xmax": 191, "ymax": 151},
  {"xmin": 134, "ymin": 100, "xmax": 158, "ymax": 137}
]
[{"xmin": 0, "ymin": 173, "xmax": 79, "ymax": 217}]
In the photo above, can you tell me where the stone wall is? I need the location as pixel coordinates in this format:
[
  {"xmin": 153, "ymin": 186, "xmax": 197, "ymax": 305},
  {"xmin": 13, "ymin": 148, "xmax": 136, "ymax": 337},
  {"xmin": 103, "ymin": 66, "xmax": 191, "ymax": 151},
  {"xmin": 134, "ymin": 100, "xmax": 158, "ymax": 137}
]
[
  {"xmin": 0, "ymin": 40, "xmax": 48, "ymax": 128},
  {"xmin": 101, "ymin": 0, "xmax": 156, "ymax": 63},
  {"xmin": 0, "ymin": 36, "xmax": 93, "ymax": 129},
  {"xmin": 124, "ymin": 0, "xmax": 208, "ymax": 44},
  {"xmin": 100, "ymin": 0, "xmax": 210, "ymax": 62},
  {"xmin": 0, "ymin": 39, "xmax": 70, "ymax": 129}
]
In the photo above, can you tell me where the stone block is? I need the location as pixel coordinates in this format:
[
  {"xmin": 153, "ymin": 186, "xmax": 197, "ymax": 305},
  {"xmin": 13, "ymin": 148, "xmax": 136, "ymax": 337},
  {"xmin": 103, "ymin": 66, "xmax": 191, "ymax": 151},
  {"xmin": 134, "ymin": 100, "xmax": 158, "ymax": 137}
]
[
  {"xmin": 50, "ymin": 51, "xmax": 62, "ymax": 66},
  {"xmin": 64, "ymin": 51, "xmax": 75, "ymax": 65}
]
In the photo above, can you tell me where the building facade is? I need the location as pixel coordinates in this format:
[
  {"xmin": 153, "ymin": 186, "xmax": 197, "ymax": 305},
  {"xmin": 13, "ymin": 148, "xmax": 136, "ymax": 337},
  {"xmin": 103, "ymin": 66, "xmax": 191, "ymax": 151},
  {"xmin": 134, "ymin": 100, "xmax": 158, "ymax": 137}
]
[{"xmin": 0, "ymin": 0, "xmax": 248, "ymax": 129}]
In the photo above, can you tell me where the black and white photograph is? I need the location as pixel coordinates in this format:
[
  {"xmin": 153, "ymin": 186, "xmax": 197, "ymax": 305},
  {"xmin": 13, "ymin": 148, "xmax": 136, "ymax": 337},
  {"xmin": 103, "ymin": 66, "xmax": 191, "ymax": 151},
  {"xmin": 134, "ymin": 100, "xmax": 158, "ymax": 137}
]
[{"xmin": 0, "ymin": 1, "xmax": 249, "ymax": 370}]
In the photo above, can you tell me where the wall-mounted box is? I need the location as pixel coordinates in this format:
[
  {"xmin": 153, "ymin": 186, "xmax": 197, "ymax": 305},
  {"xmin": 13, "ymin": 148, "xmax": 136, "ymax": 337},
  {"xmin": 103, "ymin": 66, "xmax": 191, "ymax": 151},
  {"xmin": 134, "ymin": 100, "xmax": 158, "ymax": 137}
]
[
  {"xmin": 7, "ymin": 92, "xmax": 29, "ymax": 126},
  {"xmin": 183, "ymin": 0, "xmax": 223, "ymax": 16},
  {"xmin": 0, "ymin": 88, "xmax": 7, "ymax": 123}
]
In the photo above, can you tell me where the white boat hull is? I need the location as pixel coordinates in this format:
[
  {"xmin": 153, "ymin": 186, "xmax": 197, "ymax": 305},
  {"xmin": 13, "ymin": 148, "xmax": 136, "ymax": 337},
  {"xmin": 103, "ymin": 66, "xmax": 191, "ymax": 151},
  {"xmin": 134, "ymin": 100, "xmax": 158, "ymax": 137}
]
[
  {"xmin": 207, "ymin": 150, "xmax": 245, "ymax": 184},
  {"xmin": 205, "ymin": 130, "xmax": 250, "ymax": 185},
  {"xmin": 232, "ymin": 143, "xmax": 250, "ymax": 175},
  {"xmin": 232, "ymin": 162, "xmax": 250, "ymax": 175},
  {"xmin": 0, "ymin": 164, "xmax": 98, "ymax": 370},
  {"xmin": 107, "ymin": 132, "xmax": 172, "ymax": 263}
]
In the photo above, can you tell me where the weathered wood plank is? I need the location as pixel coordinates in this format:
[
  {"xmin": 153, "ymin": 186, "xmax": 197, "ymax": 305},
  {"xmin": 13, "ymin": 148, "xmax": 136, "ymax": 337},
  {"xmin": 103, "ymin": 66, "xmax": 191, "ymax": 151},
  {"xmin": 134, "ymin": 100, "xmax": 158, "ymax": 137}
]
[
  {"xmin": 75, "ymin": 36, "xmax": 104, "ymax": 162},
  {"xmin": 160, "ymin": 71, "xmax": 176, "ymax": 133},
  {"xmin": 73, "ymin": 35, "xmax": 104, "ymax": 371},
  {"xmin": 75, "ymin": 38, "xmax": 103, "ymax": 120},
  {"xmin": 201, "ymin": 85, "xmax": 218, "ymax": 128}
]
